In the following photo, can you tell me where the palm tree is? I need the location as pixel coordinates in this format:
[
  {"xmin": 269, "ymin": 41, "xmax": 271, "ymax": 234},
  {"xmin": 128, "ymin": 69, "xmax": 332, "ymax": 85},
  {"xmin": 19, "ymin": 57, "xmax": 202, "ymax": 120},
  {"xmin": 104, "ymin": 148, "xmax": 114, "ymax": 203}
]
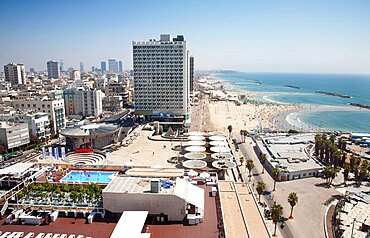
[
  {"xmin": 287, "ymin": 192, "xmax": 298, "ymax": 219},
  {"xmin": 314, "ymin": 134, "xmax": 321, "ymax": 156},
  {"xmin": 343, "ymin": 163, "xmax": 351, "ymax": 186},
  {"xmin": 322, "ymin": 166, "xmax": 332, "ymax": 184},
  {"xmin": 256, "ymin": 181, "xmax": 266, "ymax": 202},
  {"xmin": 227, "ymin": 125, "xmax": 233, "ymax": 139},
  {"xmin": 246, "ymin": 160, "xmax": 254, "ymax": 181},
  {"xmin": 260, "ymin": 153, "xmax": 267, "ymax": 174},
  {"xmin": 239, "ymin": 157, "xmax": 244, "ymax": 166},
  {"xmin": 242, "ymin": 130, "xmax": 248, "ymax": 143},
  {"xmin": 272, "ymin": 168, "xmax": 280, "ymax": 191},
  {"xmin": 358, "ymin": 160, "xmax": 369, "ymax": 185},
  {"xmin": 271, "ymin": 204, "xmax": 283, "ymax": 236}
]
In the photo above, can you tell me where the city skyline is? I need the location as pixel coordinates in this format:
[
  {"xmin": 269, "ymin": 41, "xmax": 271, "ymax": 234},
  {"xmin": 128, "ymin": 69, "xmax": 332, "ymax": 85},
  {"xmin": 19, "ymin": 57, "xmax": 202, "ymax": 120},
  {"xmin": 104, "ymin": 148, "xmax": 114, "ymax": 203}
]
[{"xmin": 0, "ymin": 0, "xmax": 370, "ymax": 74}]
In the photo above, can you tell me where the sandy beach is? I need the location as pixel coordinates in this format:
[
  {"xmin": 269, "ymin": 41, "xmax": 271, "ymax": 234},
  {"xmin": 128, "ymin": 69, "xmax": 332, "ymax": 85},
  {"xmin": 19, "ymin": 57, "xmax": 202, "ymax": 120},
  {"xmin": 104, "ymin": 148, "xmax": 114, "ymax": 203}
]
[{"xmin": 196, "ymin": 77, "xmax": 302, "ymax": 132}]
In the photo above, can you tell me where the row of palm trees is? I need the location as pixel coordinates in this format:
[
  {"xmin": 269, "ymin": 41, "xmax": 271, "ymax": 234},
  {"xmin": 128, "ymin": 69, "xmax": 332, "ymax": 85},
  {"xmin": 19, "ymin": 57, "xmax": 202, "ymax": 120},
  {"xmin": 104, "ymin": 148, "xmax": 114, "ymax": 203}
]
[
  {"xmin": 256, "ymin": 180, "xmax": 298, "ymax": 236},
  {"xmin": 241, "ymin": 159, "xmax": 297, "ymax": 236},
  {"xmin": 315, "ymin": 133, "xmax": 370, "ymax": 185},
  {"xmin": 314, "ymin": 133, "xmax": 346, "ymax": 168}
]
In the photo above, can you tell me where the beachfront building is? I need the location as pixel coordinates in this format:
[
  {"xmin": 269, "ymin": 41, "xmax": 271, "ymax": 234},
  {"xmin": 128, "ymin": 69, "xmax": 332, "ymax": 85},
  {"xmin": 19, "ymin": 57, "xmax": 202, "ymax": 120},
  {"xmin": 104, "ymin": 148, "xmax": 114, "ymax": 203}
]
[
  {"xmin": 255, "ymin": 133, "xmax": 323, "ymax": 180},
  {"xmin": 63, "ymin": 89, "xmax": 105, "ymax": 117},
  {"xmin": 132, "ymin": 34, "xmax": 190, "ymax": 122},
  {"xmin": 0, "ymin": 121, "xmax": 30, "ymax": 150},
  {"xmin": 103, "ymin": 177, "xmax": 204, "ymax": 222},
  {"xmin": 4, "ymin": 63, "xmax": 26, "ymax": 86},
  {"xmin": 11, "ymin": 98, "xmax": 66, "ymax": 133}
]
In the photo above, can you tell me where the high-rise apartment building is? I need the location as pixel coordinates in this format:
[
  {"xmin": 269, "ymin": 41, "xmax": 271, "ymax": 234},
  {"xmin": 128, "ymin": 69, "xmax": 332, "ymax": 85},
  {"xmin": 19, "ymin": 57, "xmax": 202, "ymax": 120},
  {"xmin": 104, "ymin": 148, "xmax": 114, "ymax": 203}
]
[
  {"xmin": 189, "ymin": 56, "xmax": 194, "ymax": 93},
  {"xmin": 133, "ymin": 34, "xmax": 189, "ymax": 118},
  {"xmin": 108, "ymin": 59, "xmax": 118, "ymax": 73},
  {"xmin": 80, "ymin": 62, "xmax": 84, "ymax": 73},
  {"xmin": 47, "ymin": 60, "xmax": 60, "ymax": 79},
  {"xmin": 118, "ymin": 61, "xmax": 123, "ymax": 72},
  {"xmin": 60, "ymin": 60, "xmax": 64, "ymax": 72},
  {"xmin": 4, "ymin": 63, "xmax": 26, "ymax": 86},
  {"xmin": 101, "ymin": 61, "xmax": 107, "ymax": 73}
]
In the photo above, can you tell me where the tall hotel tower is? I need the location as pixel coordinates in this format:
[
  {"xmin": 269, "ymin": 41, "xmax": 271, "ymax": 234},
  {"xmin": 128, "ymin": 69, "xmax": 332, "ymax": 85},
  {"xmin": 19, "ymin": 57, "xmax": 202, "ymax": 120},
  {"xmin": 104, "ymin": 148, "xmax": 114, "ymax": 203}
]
[{"xmin": 132, "ymin": 34, "xmax": 190, "ymax": 120}]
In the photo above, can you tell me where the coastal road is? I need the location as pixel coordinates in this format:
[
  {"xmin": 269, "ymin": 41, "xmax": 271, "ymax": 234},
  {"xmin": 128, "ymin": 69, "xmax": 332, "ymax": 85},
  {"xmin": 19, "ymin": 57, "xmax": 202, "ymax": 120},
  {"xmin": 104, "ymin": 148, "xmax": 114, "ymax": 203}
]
[{"xmin": 236, "ymin": 134, "xmax": 340, "ymax": 238}]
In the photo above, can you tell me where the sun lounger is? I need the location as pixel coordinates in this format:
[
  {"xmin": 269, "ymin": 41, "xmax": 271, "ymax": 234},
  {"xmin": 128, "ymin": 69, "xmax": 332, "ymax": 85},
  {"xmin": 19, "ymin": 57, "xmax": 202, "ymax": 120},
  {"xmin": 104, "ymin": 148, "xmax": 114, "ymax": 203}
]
[
  {"xmin": 24, "ymin": 232, "xmax": 35, "ymax": 238},
  {"xmin": 35, "ymin": 233, "xmax": 45, "ymax": 238},
  {"xmin": 67, "ymin": 235, "xmax": 75, "ymax": 238},
  {"xmin": 44, "ymin": 233, "xmax": 53, "ymax": 238}
]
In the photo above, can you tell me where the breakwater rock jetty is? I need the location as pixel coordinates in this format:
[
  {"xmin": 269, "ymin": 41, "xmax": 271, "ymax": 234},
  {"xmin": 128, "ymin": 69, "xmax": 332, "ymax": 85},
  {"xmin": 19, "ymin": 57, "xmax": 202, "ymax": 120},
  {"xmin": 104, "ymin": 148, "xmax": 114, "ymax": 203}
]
[
  {"xmin": 349, "ymin": 103, "xmax": 370, "ymax": 110},
  {"xmin": 284, "ymin": 85, "xmax": 302, "ymax": 89},
  {"xmin": 315, "ymin": 91, "xmax": 352, "ymax": 98}
]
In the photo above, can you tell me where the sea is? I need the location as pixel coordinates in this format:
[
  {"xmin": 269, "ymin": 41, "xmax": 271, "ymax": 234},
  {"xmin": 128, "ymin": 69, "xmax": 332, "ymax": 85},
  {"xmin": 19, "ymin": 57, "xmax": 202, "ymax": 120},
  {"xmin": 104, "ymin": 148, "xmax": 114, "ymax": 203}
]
[{"xmin": 212, "ymin": 71, "xmax": 370, "ymax": 132}]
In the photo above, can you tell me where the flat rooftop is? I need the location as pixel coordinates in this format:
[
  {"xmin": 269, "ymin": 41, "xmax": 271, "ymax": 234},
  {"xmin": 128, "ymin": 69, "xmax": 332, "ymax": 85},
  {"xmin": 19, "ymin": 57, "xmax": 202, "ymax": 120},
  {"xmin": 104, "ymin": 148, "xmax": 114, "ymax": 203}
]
[
  {"xmin": 257, "ymin": 134, "xmax": 322, "ymax": 173},
  {"xmin": 125, "ymin": 168, "xmax": 184, "ymax": 178},
  {"xmin": 103, "ymin": 176, "xmax": 174, "ymax": 194},
  {"xmin": 145, "ymin": 185, "xmax": 218, "ymax": 238}
]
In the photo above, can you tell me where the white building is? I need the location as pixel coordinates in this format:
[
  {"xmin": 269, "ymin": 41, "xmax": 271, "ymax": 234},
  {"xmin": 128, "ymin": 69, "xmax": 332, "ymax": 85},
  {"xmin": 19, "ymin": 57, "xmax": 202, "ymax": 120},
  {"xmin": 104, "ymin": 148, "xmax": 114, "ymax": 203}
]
[
  {"xmin": 70, "ymin": 70, "xmax": 81, "ymax": 81},
  {"xmin": 103, "ymin": 177, "xmax": 204, "ymax": 222},
  {"xmin": 133, "ymin": 34, "xmax": 190, "ymax": 118},
  {"xmin": 63, "ymin": 89, "xmax": 104, "ymax": 117},
  {"xmin": 0, "ymin": 121, "xmax": 30, "ymax": 150},
  {"xmin": 47, "ymin": 60, "xmax": 60, "ymax": 79},
  {"xmin": 0, "ymin": 112, "xmax": 51, "ymax": 140},
  {"xmin": 4, "ymin": 63, "xmax": 26, "ymax": 86},
  {"xmin": 11, "ymin": 99, "xmax": 66, "ymax": 133}
]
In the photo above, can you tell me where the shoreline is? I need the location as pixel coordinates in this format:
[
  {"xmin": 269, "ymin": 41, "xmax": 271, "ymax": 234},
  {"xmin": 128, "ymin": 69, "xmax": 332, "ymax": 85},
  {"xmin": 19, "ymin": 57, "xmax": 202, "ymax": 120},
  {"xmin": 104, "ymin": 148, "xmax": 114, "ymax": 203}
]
[{"xmin": 199, "ymin": 74, "xmax": 369, "ymax": 133}]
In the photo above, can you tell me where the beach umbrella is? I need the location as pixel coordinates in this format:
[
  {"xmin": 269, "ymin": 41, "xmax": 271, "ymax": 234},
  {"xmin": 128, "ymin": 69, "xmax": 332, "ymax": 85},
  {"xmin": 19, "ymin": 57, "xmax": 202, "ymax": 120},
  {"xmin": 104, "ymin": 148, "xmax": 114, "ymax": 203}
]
[
  {"xmin": 185, "ymin": 140, "xmax": 206, "ymax": 146},
  {"xmin": 185, "ymin": 146, "xmax": 206, "ymax": 152},
  {"xmin": 188, "ymin": 131, "xmax": 204, "ymax": 136},
  {"xmin": 209, "ymin": 141, "xmax": 228, "ymax": 147},
  {"xmin": 209, "ymin": 136, "xmax": 226, "ymax": 141},
  {"xmin": 210, "ymin": 147, "xmax": 231, "ymax": 153},
  {"xmin": 184, "ymin": 152, "xmax": 207, "ymax": 160},
  {"xmin": 188, "ymin": 135, "xmax": 205, "ymax": 141}
]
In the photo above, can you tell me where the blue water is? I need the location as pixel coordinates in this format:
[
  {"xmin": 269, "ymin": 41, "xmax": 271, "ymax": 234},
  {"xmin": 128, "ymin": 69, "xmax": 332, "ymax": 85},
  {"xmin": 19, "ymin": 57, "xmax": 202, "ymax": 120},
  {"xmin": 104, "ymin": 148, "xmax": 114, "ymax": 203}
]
[
  {"xmin": 60, "ymin": 171, "xmax": 116, "ymax": 183},
  {"xmin": 213, "ymin": 72, "xmax": 370, "ymax": 132}
]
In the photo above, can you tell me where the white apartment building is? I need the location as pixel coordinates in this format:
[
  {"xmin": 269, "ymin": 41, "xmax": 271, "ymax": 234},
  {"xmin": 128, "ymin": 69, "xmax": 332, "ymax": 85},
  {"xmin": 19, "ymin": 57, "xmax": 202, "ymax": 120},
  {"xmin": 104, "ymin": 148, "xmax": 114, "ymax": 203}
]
[
  {"xmin": 70, "ymin": 70, "xmax": 81, "ymax": 80},
  {"xmin": 11, "ymin": 99, "xmax": 66, "ymax": 133},
  {"xmin": 0, "ymin": 121, "xmax": 30, "ymax": 150},
  {"xmin": 0, "ymin": 112, "xmax": 51, "ymax": 140},
  {"xmin": 63, "ymin": 89, "xmax": 104, "ymax": 117},
  {"xmin": 132, "ymin": 34, "xmax": 190, "ymax": 118},
  {"xmin": 4, "ymin": 63, "xmax": 26, "ymax": 86}
]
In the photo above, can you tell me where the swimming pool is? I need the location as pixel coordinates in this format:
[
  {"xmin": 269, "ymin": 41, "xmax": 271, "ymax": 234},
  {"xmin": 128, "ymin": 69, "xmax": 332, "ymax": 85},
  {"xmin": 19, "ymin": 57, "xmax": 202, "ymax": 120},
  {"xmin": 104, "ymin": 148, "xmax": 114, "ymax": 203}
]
[{"xmin": 60, "ymin": 171, "xmax": 117, "ymax": 183}]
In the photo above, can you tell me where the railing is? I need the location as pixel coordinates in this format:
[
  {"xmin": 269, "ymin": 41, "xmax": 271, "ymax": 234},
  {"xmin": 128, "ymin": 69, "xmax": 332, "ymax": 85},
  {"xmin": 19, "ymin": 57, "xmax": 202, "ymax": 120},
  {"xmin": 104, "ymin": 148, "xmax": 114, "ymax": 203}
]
[{"xmin": 0, "ymin": 168, "xmax": 45, "ymax": 203}]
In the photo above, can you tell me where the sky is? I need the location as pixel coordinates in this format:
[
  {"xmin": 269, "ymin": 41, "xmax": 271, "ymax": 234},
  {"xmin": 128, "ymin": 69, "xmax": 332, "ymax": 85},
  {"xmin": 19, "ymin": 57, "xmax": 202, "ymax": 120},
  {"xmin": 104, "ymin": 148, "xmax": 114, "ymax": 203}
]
[{"xmin": 0, "ymin": 0, "xmax": 370, "ymax": 74}]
